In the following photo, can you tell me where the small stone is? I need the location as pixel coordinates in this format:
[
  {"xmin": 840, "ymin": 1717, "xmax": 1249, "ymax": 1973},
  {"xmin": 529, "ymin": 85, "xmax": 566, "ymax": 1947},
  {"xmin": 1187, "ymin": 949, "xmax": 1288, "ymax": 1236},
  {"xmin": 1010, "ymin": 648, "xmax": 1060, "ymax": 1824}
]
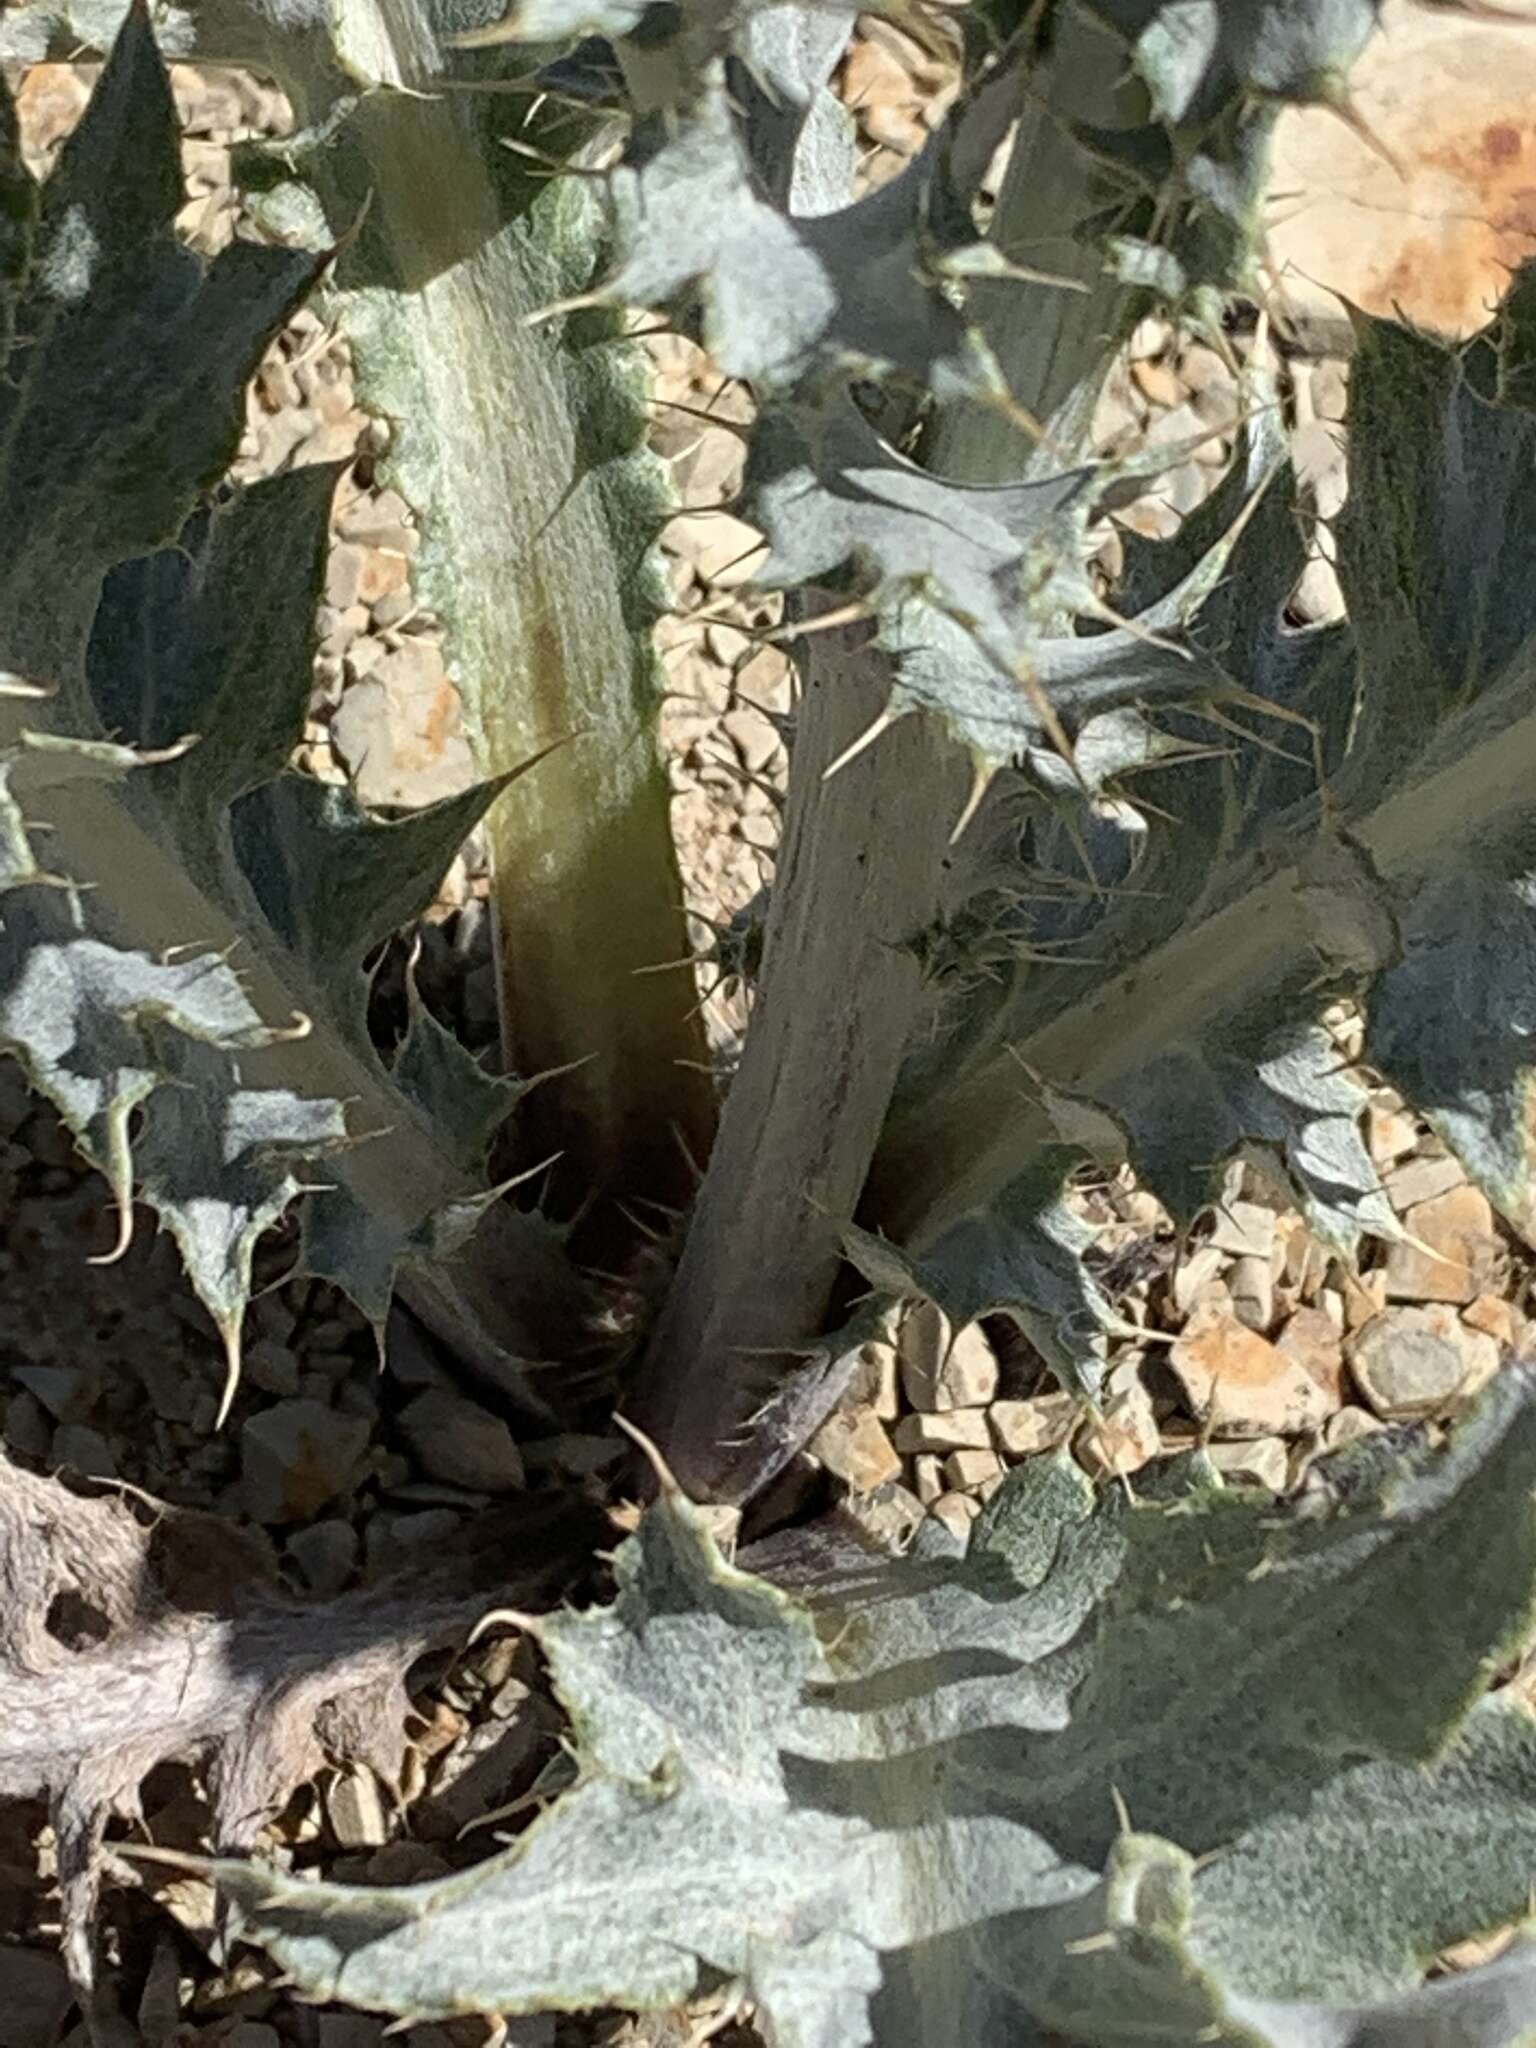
[
  {"xmin": 50, "ymin": 1423, "xmax": 115, "ymax": 1478},
  {"xmin": 1130, "ymin": 353, "xmax": 1183, "ymax": 409},
  {"xmin": 928, "ymin": 1491, "xmax": 981, "ymax": 1542},
  {"xmin": 4, "ymin": 1390, "xmax": 52, "ymax": 1459},
  {"xmin": 1347, "ymin": 1306, "xmax": 1468, "ymax": 1419},
  {"xmin": 944, "ymin": 1446, "xmax": 1003, "ymax": 1493},
  {"xmin": 398, "ymin": 1388, "xmax": 524, "ymax": 1493},
  {"xmin": 330, "ymin": 639, "xmax": 475, "ymax": 809},
  {"xmin": 1449, "ymin": 1320, "xmax": 1502, "ymax": 1407},
  {"xmin": 1171, "ymin": 1243, "xmax": 1224, "ymax": 1315},
  {"xmin": 849, "ymin": 1338, "xmax": 900, "ymax": 1420},
  {"xmin": 1207, "ymin": 1437, "xmax": 1290, "ymax": 1490},
  {"xmin": 345, "ymin": 632, "xmax": 389, "ymax": 682},
  {"xmin": 672, "ymin": 510, "xmax": 764, "ymax": 586},
  {"xmin": 286, "ymin": 1518, "xmax": 359, "ymax": 1595},
  {"xmin": 989, "ymin": 1391, "xmax": 1077, "ymax": 1458},
  {"xmin": 365, "ymin": 1508, "xmax": 463, "ymax": 1575},
  {"xmin": 1129, "ymin": 315, "xmax": 1170, "ymax": 360},
  {"xmin": 386, "ymin": 1311, "xmax": 452, "ymax": 1388},
  {"xmin": 912, "ymin": 1453, "xmax": 943, "ymax": 1504},
  {"xmin": 363, "ymin": 1842, "xmax": 451, "ymax": 1887},
  {"xmin": 898, "ymin": 1302, "xmax": 999, "ymax": 1410},
  {"xmin": 1208, "ymin": 1200, "xmax": 1276, "ymax": 1260},
  {"xmin": 336, "ymin": 1378, "xmax": 379, "ymax": 1423},
  {"xmin": 1464, "ymin": 1293, "xmax": 1517, "ymax": 1347},
  {"xmin": 1169, "ymin": 1302, "xmax": 1332, "ymax": 1438},
  {"xmin": 1383, "ymin": 1184, "xmax": 1499, "ymax": 1305},
  {"xmin": 244, "ymin": 1339, "xmax": 301, "ymax": 1397},
  {"xmin": 1338, "ymin": 1264, "xmax": 1387, "ymax": 1330},
  {"xmin": 326, "ymin": 1766, "xmax": 389, "ymax": 1849},
  {"xmin": 1383, "ymin": 1149, "xmax": 1467, "ymax": 1213},
  {"xmin": 371, "ymin": 585, "xmax": 416, "ymax": 630},
  {"xmin": 326, "ymin": 541, "xmax": 409, "ymax": 612},
  {"xmin": 339, "ymin": 488, "xmax": 413, "ymax": 541},
  {"xmin": 1276, "ymin": 1307, "xmax": 1347, "ymax": 1406},
  {"xmin": 240, "ymin": 1399, "xmax": 370, "ymax": 1524},
  {"xmin": 811, "ymin": 1405, "xmax": 900, "ymax": 1493},
  {"xmin": 840, "ymin": 1481, "xmax": 925, "ymax": 1553},
  {"xmin": 1228, "ymin": 1252, "xmax": 1275, "ymax": 1333},
  {"xmin": 1309, "ymin": 359, "xmax": 1349, "ymax": 424},
  {"xmin": 722, "ymin": 705, "xmax": 779, "ymax": 775},
  {"xmin": 6, "ymin": 1946, "xmax": 73, "ymax": 2048},
  {"xmin": 1283, "ymin": 1225, "xmax": 1331, "ymax": 1302},
  {"xmin": 1324, "ymin": 1405, "xmax": 1385, "ymax": 1450},
  {"xmin": 1288, "ymin": 551, "xmax": 1344, "ymax": 628},
  {"xmin": 14, "ymin": 1364, "xmax": 93, "ymax": 1420},
  {"xmin": 1077, "ymin": 1382, "xmax": 1160, "ymax": 1480},
  {"xmin": 317, "ymin": 2016, "xmax": 386, "ymax": 2048},
  {"xmin": 1367, "ymin": 1102, "xmax": 1419, "ymax": 1168},
  {"xmin": 892, "ymin": 1408, "xmax": 993, "ymax": 1455}
]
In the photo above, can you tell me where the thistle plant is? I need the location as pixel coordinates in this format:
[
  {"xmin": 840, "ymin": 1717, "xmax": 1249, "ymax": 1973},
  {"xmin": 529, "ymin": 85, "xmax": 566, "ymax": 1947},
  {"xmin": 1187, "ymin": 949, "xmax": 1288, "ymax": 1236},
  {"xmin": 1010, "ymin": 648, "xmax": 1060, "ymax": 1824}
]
[{"xmin": 3, "ymin": 0, "xmax": 1536, "ymax": 2042}]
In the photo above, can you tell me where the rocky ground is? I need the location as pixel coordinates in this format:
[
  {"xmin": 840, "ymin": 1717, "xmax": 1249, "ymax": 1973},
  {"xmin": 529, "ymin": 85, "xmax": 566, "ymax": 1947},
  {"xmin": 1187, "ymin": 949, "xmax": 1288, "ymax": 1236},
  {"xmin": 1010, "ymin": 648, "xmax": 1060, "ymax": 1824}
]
[{"xmin": 2, "ymin": 9, "xmax": 1535, "ymax": 2045}]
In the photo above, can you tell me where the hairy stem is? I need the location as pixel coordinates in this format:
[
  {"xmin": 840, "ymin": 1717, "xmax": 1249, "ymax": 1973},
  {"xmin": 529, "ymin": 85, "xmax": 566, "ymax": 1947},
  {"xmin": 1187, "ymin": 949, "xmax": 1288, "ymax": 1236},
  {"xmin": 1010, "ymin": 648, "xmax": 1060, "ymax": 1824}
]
[
  {"xmin": 638, "ymin": 19, "xmax": 1148, "ymax": 1493},
  {"xmin": 636, "ymin": 627, "xmax": 963, "ymax": 1499},
  {"xmin": 867, "ymin": 640, "xmax": 1536, "ymax": 1244},
  {"xmin": 292, "ymin": 0, "xmax": 718, "ymax": 1225}
]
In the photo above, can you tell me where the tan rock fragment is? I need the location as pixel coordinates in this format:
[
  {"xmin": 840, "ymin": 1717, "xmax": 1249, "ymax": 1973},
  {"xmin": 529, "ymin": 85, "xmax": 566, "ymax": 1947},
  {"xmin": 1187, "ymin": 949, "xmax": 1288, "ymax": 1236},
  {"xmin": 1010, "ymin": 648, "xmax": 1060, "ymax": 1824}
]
[
  {"xmin": 849, "ymin": 1339, "xmax": 900, "ymax": 1420},
  {"xmin": 1077, "ymin": 1383, "xmax": 1160, "ymax": 1480},
  {"xmin": 912, "ymin": 1454, "xmax": 943, "ymax": 1505},
  {"xmin": 1347, "ymin": 1305, "xmax": 1468, "ymax": 1419},
  {"xmin": 1169, "ymin": 1302, "xmax": 1333, "ymax": 1439},
  {"xmin": 1449, "ymin": 1321, "xmax": 1502, "ymax": 1409},
  {"xmin": 1464, "ymin": 1293, "xmax": 1517, "ymax": 1347},
  {"xmin": 1282, "ymin": 1222, "xmax": 1331, "ymax": 1303},
  {"xmin": 325, "ymin": 1766, "xmax": 389, "ymax": 1850},
  {"xmin": 1324, "ymin": 1407, "xmax": 1385, "ymax": 1451},
  {"xmin": 1383, "ymin": 1184, "xmax": 1499, "ymax": 1305},
  {"xmin": 1367, "ymin": 1103, "xmax": 1419, "ymax": 1168},
  {"xmin": 929, "ymin": 1492, "xmax": 980, "ymax": 1542},
  {"xmin": 1209, "ymin": 1200, "xmax": 1277, "ymax": 1260},
  {"xmin": 1171, "ymin": 1243, "xmax": 1224, "ymax": 1315},
  {"xmin": 892, "ymin": 1408, "xmax": 992, "ymax": 1455},
  {"xmin": 1266, "ymin": 2, "xmax": 1536, "ymax": 344},
  {"xmin": 989, "ymin": 1391, "xmax": 1077, "ymax": 1458},
  {"xmin": 1207, "ymin": 1438, "xmax": 1290, "ymax": 1491},
  {"xmin": 1338, "ymin": 1264, "xmax": 1387, "ymax": 1331},
  {"xmin": 898, "ymin": 1302, "xmax": 999, "ymax": 1411},
  {"xmin": 1276, "ymin": 1307, "xmax": 1347, "ymax": 1407},
  {"xmin": 326, "ymin": 541, "xmax": 409, "ymax": 613},
  {"xmin": 1229, "ymin": 1252, "xmax": 1275, "ymax": 1334},
  {"xmin": 810, "ymin": 1406, "xmax": 901, "ymax": 1494},
  {"xmin": 944, "ymin": 1448, "xmax": 1004, "ymax": 1494},
  {"xmin": 1383, "ymin": 1150, "xmax": 1467, "ymax": 1213}
]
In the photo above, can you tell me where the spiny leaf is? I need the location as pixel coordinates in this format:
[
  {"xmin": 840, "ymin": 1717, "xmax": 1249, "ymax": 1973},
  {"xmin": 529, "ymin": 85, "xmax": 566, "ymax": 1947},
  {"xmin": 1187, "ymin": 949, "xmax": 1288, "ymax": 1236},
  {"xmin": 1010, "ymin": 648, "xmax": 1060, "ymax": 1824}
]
[
  {"xmin": 213, "ymin": 1371, "xmax": 1536, "ymax": 2047},
  {"xmin": 1084, "ymin": 0, "xmax": 1384, "ymax": 125},
  {"xmin": 0, "ymin": 12, "xmax": 592, "ymax": 1389},
  {"xmin": 0, "ymin": 0, "xmax": 320, "ymax": 679},
  {"xmin": 595, "ymin": 51, "xmax": 1016, "ymax": 398},
  {"xmin": 845, "ymin": 1146, "xmax": 1121, "ymax": 1402}
]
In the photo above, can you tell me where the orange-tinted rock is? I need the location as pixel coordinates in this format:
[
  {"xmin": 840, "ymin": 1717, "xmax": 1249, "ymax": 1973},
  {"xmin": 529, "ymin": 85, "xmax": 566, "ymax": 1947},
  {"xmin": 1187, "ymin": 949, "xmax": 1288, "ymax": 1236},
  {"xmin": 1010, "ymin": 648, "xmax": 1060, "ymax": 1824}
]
[
  {"xmin": 1383, "ymin": 1184, "xmax": 1500, "ymax": 1305},
  {"xmin": 1277, "ymin": 1307, "xmax": 1348, "ymax": 1406},
  {"xmin": 1169, "ymin": 1302, "xmax": 1333, "ymax": 1439},
  {"xmin": 1266, "ymin": 3, "xmax": 1536, "ymax": 343}
]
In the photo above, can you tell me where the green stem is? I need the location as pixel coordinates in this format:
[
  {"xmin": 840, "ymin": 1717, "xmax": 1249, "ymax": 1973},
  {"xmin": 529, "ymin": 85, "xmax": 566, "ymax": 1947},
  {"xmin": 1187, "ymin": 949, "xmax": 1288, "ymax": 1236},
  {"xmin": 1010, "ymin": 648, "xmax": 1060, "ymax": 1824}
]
[
  {"xmin": 639, "ymin": 12, "xmax": 1149, "ymax": 1494},
  {"xmin": 289, "ymin": 0, "xmax": 717, "ymax": 1225}
]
